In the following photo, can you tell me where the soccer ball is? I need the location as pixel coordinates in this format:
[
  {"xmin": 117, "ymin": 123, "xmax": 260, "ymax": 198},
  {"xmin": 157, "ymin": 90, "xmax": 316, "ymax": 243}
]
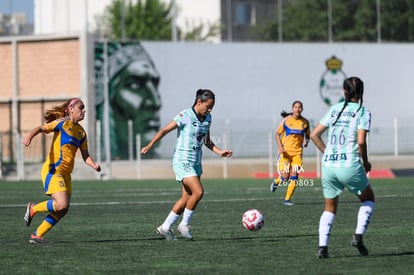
[{"xmin": 242, "ymin": 209, "xmax": 264, "ymax": 231}]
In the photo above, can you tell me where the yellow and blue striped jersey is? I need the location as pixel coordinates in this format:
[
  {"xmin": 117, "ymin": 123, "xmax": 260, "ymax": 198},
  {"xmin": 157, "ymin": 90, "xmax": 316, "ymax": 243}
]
[
  {"xmin": 277, "ymin": 115, "xmax": 310, "ymax": 155},
  {"xmin": 44, "ymin": 118, "xmax": 88, "ymax": 175}
]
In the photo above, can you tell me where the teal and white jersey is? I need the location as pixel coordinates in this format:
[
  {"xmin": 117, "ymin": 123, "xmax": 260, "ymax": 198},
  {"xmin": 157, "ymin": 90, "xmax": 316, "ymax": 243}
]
[
  {"xmin": 172, "ymin": 108, "xmax": 211, "ymax": 165},
  {"xmin": 320, "ymin": 102, "xmax": 371, "ymax": 168}
]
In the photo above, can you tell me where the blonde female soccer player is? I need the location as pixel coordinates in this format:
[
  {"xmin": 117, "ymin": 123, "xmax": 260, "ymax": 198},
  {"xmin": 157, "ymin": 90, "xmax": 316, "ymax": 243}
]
[
  {"xmin": 23, "ymin": 98, "xmax": 101, "ymax": 244},
  {"xmin": 311, "ymin": 76, "xmax": 375, "ymax": 258},
  {"xmin": 141, "ymin": 89, "xmax": 232, "ymax": 240},
  {"xmin": 270, "ymin": 100, "xmax": 310, "ymax": 206}
]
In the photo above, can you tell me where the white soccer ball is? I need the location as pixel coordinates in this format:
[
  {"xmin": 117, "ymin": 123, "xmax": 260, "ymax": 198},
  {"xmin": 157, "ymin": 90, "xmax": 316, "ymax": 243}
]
[{"xmin": 242, "ymin": 209, "xmax": 264, "ymax": 231}]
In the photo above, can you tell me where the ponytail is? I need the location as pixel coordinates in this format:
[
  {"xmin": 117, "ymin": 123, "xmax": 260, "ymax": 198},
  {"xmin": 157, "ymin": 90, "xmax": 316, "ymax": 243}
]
[{"xmin": 332, "ymin": 77, "xmax": 364, "ymax": 126}]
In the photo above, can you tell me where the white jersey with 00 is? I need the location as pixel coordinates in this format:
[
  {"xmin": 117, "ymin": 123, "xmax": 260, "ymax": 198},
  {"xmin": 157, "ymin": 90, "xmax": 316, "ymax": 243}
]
[
  {"xmin": 172, "ymin": 108, "xmax": 211, "ymax": 166},
  {"xmin": 320, "ymin": 102, "xmax": 371, "ymax": 168}
]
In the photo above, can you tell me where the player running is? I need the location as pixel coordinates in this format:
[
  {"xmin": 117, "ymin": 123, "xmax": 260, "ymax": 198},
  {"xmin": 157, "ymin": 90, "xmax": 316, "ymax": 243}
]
[
  {"xmin": 141, "ymin": 89, "xmax": 232, "ymax": 240},
  {"xmin": 23, "ymin": 98, "xmax": 101, "ymax": 244},
  {"xmin": 270, "ymin": 100, "xmax": 310, "ymax": 206}
]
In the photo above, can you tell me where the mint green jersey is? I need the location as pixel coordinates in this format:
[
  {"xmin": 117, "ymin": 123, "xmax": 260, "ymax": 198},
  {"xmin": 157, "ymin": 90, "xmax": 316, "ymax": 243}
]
[
  {"xmin": 320, "ymin": 102, "xmax": 371, "ymax": 168},
  {"xmin": 172, "ymin": 108, "xmax": 211, "ymax": 166}
]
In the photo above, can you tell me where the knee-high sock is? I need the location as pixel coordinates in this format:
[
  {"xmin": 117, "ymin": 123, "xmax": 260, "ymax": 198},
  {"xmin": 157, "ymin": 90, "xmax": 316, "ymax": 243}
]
[
  {"xmin": 34, "ymin": 213, "xmax": 60, "ymax": 237},
  {"xmin": 355, "ymin": 201, "xmax": 375, "ymax": 235},
  {"xmin": 161, "ymin": 211, "xmax": 180, "ymax": 230},
  {"xmin": 275, "ymin": 176, "xmax": 286, "ymax": 185},
  {"xmin": 285, "ymin": 176, "xmax": 298, "ymax": 201},
  {"xmin": 179, "ymin": 208, "xmax": 194, "ymax": 226},
  {"xmin": 32, "ymin": 199, "xmax": 55, "ymax": 214},
  {"xmin": 319, "ymin": 211, "xmax": 336, "ymax": 247}
]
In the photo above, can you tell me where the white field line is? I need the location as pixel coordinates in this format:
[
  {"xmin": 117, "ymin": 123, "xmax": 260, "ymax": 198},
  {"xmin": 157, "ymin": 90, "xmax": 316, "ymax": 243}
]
[
  {"xmin": 0, "ymin": 191, "xmax": 407, "ymax": 209},
  {"xmin": 0, "ymin": 197, "xmax": 272, "ymax": 208}
]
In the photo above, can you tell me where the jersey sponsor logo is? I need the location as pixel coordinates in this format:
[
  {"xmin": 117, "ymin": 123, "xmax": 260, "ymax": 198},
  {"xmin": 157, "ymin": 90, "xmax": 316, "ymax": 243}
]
[
  {"xmin": 330, "ymin": 110, "xmax": 356, "ymax": 118},
  {"xmin": 324, "ymin": 153, "xmax": 347, "ymax": 161}
]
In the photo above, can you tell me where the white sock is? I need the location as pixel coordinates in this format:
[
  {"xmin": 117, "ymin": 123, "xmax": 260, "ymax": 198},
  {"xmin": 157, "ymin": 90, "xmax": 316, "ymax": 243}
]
[
  {"xmin": 319, "ymin": 211, "xmax": 336, "ymax": 247},
  {"xmin": 161, "ymin": 211, "xmax": 180, "ymax": 230},
  {"xmin": 355, "ymin": 201, "xmax": 375, "ymax": 235},
  {"xmin": 179, "ymin": 208, "xmax": 194, "ymax": 226}
]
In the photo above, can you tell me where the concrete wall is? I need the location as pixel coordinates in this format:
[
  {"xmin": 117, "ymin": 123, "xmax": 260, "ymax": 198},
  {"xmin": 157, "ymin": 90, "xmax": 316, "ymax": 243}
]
[
  {"xmin": 141, "ymin": 41, "xmax": 414, "ymax": 157},
  {"xmin": 1, "ymin": 37, "xmax": 413, "ymax": 161}
]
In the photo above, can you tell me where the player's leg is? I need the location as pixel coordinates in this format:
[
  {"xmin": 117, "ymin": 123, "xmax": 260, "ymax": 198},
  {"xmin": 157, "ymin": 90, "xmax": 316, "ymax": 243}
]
[
  {"xmin": 284, "ymin": 172, "xmax": 297, "ymax": 205},
  {"xmin": 163, "ymin": 183, "xmax": 191, "ymax": 228},
  {"xmin": 352, "ymin": 171, "xmax": 375, "ymax": 255},
  {"xmin": 157, "ymin": 164, "xmax": 200, "ymax": 240},
  {"xmin": 271, "ymin": 153, "xmax": 289, "ymax": 192},
  {"xmin": 317, "ymin": 197, "xmax": 338, "ymax": 258},
  {"xmin": 27, "ymin": 171, "xmax": 72, "ymax": 244},
  {"xmin": 156, "ymin": 183, "xmax": 189, "ymax": 240},
  {"xmin": 270, "ymin": 154, "xmax": 286, "ymax": 192},
  {"xmin": 317, "ymin": 166, "xmax": 343, "ymax": 258},
  {"xmin": 176, "ymin": 175, "xmax": 203, "ymax": 239},
  {"xmin": 29, "ymin": 191, "xmax": 71, "ymax": 244},
  {"xmin": 284, "ymin": 155, "xmax": 302, "ymax": 205},
  {"xmin": 24, "ymin": 166, "xmax": 53, "ymax": 226}
]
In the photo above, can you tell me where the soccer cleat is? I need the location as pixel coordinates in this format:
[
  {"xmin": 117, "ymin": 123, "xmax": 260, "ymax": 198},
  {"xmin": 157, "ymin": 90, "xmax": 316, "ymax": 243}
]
[
  {"xmin": 317, "ymin": 246, "xmax": 329, "ymax": 258},
  {"xmin": 284, "ymin": 200, "xmax": 294, "ymax": 206},
  {"xmin": 24, "ymin": 202, "xmax": 35, "ymax": 226},
  {"xmin": 352, "ymin": 234, "xmax": 369, "ymax": 256},
  {"xmin": 270, "ymin": 180, "xmax": 278, "ymax": 192},
  {"xmin": 29, "ymin": 234, "xmax": 46, "ymax": 244},
  {"xmin": 156, "ymin": 226, "xmax": 176, "ymax": 241},
  {"xmin": 178, "ymin": 224, "xmax": 193, "ymax": 239}
]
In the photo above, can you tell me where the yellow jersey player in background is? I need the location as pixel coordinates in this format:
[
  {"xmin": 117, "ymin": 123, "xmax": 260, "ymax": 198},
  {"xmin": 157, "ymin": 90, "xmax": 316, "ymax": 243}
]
[
  {"xmin": 271, "ymin": 100, "xmax": 310, "ymax": 206},
  {"xmin": 23, "ymin": 98, "xmax": 101, "ymax": 244}
]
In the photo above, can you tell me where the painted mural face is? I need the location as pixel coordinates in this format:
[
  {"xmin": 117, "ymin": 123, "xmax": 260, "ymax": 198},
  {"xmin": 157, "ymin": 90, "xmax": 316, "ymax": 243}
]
[{"xmin": 95, "ymin": 42, "xmax": 161, "ymax": 160}]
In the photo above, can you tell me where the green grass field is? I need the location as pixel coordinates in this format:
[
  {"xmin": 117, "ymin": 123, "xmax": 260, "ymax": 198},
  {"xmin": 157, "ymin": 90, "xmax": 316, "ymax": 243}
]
[{"xmin": 0, "ymin": 177, "xmax": 413, "ymax": 274}]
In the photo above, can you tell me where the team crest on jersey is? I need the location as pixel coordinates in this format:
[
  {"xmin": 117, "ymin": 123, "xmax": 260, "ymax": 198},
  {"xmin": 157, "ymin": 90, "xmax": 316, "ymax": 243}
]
[{"xmin": 320, "ymin": 55, "xmax": 347, "ymax": 106}]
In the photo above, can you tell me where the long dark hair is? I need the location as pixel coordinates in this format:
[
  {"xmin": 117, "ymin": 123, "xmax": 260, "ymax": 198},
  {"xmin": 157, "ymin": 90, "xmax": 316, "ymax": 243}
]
[
  {"xmin": 281, "ymin": 100, "xmax": 303, "ymax": 118},
  {"xmin": 193, "ymin": 89, "xmax": 215, "ymax": 107},
  {"xmin": 332, "ymin": 77, "xmax": 364, "ymax": 126}
]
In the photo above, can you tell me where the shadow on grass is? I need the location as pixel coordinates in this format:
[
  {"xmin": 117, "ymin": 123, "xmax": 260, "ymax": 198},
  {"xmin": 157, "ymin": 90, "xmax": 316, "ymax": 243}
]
[
  {"xmin": 51, "ymin": 233, "xmax": 317, "ymax": 244},
  {"xmin": 323, "ymin": 251, "xmax": 414, "ymax": 259},
  {"xmin": 52, "ymin": 237, "xmax": 164, "ymax": 244},
  {"xmin": 372, "ymin": 251, "xmax": 414, "ymax": 257}
]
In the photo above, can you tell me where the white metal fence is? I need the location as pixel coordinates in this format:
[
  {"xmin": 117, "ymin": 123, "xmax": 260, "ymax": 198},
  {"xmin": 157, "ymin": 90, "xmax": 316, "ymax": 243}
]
[{"xmin": 1, "ymin": 117, "xmax": 413, "ymax": 180}]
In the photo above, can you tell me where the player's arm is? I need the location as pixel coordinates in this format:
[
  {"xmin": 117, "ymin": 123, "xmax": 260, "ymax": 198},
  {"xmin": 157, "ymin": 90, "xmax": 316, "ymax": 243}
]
[
  {"xmin": 358, "ymin": 129, "xmax": 371, "ymax": 173},
  {"xmin": 303, "ymin": 119, "xmax": 311, "ymax": 147},
  {"xmin": 310, "ymin": 123, "xmax": 327, "ymax": 153},
  {"xmin": 275, "ymin": 120, "xmax": 286, "ymax": 153},
  {"xmin": 22, "ymin": 125, "xmax": 46, "ymax": 146},
  {"xmin": 81, "ymin": 149, "xmax": 101, "ymax": 172},
  {"xmin": 275, "ymin": 130, "xmax": 285, "ymax": 153},
  {"xmin": 204, "ymin": 131, "xmax": 232, "ymax": 158},
  {"xmin": 141, "ymin": 120, "xmax": 177, "ymax": 155}
]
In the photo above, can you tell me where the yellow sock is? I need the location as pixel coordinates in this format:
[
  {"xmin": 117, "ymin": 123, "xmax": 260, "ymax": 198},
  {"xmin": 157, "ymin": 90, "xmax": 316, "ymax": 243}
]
[
  {"xmin": 274, "ymin": 176, "xmax": 280, "ymax": 184},
  {"xmin": 33, "ymin": 199, "xmax": 55, "ymax": 214},
  {"xmin": 275, "ymin": 176, "xmax": 285, "ymax": 185},
  {"xmin": 34, "ymin": 213, "xmax": 60, "ymax": 237},
  {"xmin": 285, "ymin": 178, "xmax": 298, "ymax": 201}
]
